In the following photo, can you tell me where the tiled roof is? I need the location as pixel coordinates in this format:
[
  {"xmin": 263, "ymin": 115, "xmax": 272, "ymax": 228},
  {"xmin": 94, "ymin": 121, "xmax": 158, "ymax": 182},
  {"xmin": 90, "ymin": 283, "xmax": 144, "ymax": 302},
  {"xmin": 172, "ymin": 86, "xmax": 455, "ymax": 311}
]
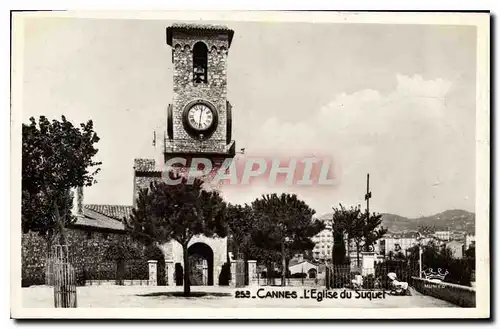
[
  {"xmin": 289, "ymin": 260, "xmax": 317, "ymax": 268},
  {"xmin": 73, "ymin": 208, "xmax": 125, "ymax": 232},
  {"xmin": 70, "ymin": 204, "xmax": 134, "ymax": 232},
  {"xmin": 84, "ymin": 204, "xmax": 133, "ymax": 221}
]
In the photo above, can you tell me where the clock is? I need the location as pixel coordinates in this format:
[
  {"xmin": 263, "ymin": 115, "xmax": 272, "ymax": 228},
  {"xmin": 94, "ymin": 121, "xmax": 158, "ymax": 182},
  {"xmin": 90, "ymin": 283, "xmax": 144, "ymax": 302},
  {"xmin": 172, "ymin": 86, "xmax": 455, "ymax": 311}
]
[{"xmin": 182, "ymin": 100, "xmax": 218, "ymax": 138}]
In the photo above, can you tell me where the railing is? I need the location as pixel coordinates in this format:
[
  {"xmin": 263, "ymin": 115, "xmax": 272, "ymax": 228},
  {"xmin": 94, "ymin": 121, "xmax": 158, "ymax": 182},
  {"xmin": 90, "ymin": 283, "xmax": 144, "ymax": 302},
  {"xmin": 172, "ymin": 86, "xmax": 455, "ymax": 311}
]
[{"xmin": 411, "ymin": 277, "xmax": 476, "ymax": 307}]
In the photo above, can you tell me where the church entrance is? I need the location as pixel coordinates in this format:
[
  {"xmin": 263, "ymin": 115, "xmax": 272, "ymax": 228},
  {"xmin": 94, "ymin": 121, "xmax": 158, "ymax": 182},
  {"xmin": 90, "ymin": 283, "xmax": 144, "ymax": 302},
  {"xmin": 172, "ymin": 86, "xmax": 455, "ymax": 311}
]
[{"xmin": 187, "ymin": 243, "xmax": 214, "ymax": 286}]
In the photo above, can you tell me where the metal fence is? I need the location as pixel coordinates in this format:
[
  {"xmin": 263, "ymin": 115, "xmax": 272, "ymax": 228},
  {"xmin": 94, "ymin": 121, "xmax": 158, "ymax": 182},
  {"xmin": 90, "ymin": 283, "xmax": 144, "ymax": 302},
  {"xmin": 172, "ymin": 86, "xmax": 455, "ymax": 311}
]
[{"xmin": 328, "ymin": 262, "xmax": 417, "ymax": 290}]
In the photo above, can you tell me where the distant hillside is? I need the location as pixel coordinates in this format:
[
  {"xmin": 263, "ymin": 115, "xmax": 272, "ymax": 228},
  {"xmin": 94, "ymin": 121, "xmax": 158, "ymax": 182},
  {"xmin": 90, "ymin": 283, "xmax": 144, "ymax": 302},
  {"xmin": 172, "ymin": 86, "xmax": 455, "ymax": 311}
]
[
  {"xmin": 317, "ymin": 209, "xmax": 475, "ymax": 234},
  {"xmin": 381, "ymin": 210, "xmax": 475, "ymax": 234}
]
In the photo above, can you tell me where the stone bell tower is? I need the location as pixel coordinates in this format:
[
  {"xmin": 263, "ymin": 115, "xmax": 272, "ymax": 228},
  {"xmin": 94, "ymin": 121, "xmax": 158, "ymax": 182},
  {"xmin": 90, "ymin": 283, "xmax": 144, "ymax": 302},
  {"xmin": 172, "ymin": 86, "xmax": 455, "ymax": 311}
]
[
  {"xmin": 164, "ymin": 23, "xmax": 235, "ymax": 171},
  {"xmin": 142, "ymin": 23, "xmax": 237, "ymax": 286}
]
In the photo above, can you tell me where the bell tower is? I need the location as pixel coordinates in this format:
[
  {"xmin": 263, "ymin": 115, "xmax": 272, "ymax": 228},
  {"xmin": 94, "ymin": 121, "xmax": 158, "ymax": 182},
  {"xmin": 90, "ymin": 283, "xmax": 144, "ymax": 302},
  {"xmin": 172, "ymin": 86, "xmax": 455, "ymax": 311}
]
[{"xmin": 165, "ymin": 24, "xmax": 235, "ymax": 170}]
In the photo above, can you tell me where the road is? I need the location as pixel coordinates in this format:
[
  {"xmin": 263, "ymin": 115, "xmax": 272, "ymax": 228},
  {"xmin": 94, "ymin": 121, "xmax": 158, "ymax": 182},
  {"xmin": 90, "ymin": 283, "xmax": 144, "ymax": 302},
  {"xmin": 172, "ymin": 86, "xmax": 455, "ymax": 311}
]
[{"xmin": 22, "ymin": 285, "xmax": 457, "ymax": 308}]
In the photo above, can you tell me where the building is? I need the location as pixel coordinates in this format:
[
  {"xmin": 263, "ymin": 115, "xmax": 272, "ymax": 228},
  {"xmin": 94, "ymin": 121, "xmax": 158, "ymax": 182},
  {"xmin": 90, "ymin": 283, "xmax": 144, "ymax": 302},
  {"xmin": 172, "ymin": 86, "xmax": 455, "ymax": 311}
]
[
  {"xmin": 434, "ymin": 231, "xmax": 452, "ymax": 241},
  {"xmin": 132, "ymin": 24, "xmax": 237, "ymax": 286},
  {"xmin": 21, "ymin": 195, "xmax": 143, "ymax": 286},
  {"xmin": 311, "ymin": 214, "xmax": 333, "ymax": 260},
  {"xmin": 379, "ymin": 232, "xmax": 420, "ymax": 256},
  {"xmin": 465, "ymin": 234, "xmax": 476, "ymax": 250},
  {"xmin": 446, "ymin": 240, "xmax": 464, "ymax": 259},
  {"xmin": 23, "ymin": 24, "xmax": 238, "ymax": 288},
  {"xmin": 288, "ymin": 255, "xmax": 318, "ymax": 278}
]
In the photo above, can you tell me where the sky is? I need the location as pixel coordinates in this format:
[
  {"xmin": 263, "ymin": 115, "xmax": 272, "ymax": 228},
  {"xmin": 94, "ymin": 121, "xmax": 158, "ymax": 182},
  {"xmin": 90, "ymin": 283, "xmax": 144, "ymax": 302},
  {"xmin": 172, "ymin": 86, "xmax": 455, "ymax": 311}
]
[{"xmin": 20, "ymin": 17, "xmax": 477, "ymax": 218}]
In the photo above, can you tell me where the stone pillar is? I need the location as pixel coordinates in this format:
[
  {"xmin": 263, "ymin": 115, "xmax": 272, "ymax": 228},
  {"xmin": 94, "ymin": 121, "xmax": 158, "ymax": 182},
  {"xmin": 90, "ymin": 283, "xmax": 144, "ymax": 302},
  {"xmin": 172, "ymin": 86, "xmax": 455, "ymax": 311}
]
[
  {"xmin": 148, "ymin": 260, "xmax": 158, "ymax": 286},
  {"xmin": 361, "ymin": 252, "xmax": 376, "ymax": 276},
  {"xmin": 214, "ymin": 265, "xmax": 222, "ymax": 286},
  {"xmin": 248, "ymin": 260, "xmax": 257, "ymax": 285},
  {"xmin": 230, "ymin": 260, "xmax": 236, "ymax": 287},
  {"xmin": 165, "ymin": 260, "xmax": 175, "ymax": 286}
]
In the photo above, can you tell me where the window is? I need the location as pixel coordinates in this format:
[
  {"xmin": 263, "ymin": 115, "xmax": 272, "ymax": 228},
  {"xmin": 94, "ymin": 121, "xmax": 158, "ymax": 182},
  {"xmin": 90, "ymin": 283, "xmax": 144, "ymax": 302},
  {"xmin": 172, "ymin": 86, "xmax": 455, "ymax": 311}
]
[
  {"xmin": 86, "ymin": 231, "xmax": 92, "ymax": 240},
  {"xmin": 193, "ymin": 42, "xmax": 208, "ymax": 84}
]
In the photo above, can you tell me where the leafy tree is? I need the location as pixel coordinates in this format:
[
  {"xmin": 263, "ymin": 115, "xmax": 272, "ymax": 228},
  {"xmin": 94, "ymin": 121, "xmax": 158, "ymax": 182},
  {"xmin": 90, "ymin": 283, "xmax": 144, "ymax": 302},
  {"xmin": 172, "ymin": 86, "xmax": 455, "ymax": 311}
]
[
  {"xmin": 465, "ymin": 244, "xmax": 475, "ymax": 260},
  {"xmin": 104, "ymin": 236, "xmax": 143, "ymax": 285},
  {"xmin": 251, "ymin": 193, "xmax": 324, "ymax": 286},
  {"xmin": 22, "ymin": 115, "xmax": 101, "ymax": 249},
  {"xmin": 361, "ymin": 211, "xmax": 387, "ymax": 252},
  {"xmin": 227, "ymin": 204, "xmax": 257, "ymax": 285},
  {"xmin": 330, "ymin": 204, "xmax": 387, "ymax": 266},
  {"xmin": 125, "ymin": 175, "xmax": 228, "ymax": 296},
  {"xmin": 331, "ymin": 204, "xmax": 363, "ymax": 265},
  {"xmin": 227, "ymin": 203, "xmax": 256, "ymax": 259}
]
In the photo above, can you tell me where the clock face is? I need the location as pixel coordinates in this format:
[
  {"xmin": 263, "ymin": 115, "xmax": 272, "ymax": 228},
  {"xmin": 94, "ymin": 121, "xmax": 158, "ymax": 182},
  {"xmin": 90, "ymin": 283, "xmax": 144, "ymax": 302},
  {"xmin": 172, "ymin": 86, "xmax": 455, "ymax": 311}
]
[{"xmin": 187, "ymin": 103, "xmax": 214, "ymax": 131}]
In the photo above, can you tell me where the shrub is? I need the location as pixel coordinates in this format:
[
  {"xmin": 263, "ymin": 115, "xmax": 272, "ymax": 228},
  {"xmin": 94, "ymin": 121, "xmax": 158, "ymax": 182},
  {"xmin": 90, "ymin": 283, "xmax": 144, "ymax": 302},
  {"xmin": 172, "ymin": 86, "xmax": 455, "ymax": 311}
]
[{"xmin": 362, "ymin": 274, "xmax": 376, "ymax": 289}]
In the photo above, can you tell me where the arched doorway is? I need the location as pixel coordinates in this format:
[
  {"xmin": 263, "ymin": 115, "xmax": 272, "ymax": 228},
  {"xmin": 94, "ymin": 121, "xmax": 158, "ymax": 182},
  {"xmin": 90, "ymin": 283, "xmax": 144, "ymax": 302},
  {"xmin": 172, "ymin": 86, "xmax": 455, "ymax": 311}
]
[
  {"xmin": 308, "ymin": 268, "xmax": 317, "ymax": 279},
  {"xmin": 187, "ymin": 243, "xmax": 214, "ymax": 286}
]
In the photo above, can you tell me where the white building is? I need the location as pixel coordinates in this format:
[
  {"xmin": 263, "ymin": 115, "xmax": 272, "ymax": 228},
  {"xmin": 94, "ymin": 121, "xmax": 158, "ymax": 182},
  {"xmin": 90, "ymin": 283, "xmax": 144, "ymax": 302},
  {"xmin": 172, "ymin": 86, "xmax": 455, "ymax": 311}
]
[
  {"xmin": 379, "ymin": 232, "xmax": 420, "ymax": 255},
  {"xmin": 434, "ymin": 231, "xmax": 452, "ymax": 241},
  {"xmin": 311, "ymin": 214, "xmax": 333, "ymax": 260},
  {"xmin": 288, "ymin": 259, "xmax": 318, "ymax": 278},
  {"xmin": 465, "ymin": 234, "xmax": 476, "ymax": 250}
]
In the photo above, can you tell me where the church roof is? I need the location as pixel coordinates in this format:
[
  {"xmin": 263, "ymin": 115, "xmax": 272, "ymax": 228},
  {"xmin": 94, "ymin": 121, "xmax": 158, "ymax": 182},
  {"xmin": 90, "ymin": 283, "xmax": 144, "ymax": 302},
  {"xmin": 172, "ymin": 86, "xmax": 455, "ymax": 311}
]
[
  {"xmin": 166, "ymin": 23, "xmax": 234, "ymax": 48},
  {"xmin": 84, "ymin": 204, "xmax": 133, "ymax": 221},
  {"xmin": 70, "ymin": 204, "xmax": 133, "ymax": 232}
]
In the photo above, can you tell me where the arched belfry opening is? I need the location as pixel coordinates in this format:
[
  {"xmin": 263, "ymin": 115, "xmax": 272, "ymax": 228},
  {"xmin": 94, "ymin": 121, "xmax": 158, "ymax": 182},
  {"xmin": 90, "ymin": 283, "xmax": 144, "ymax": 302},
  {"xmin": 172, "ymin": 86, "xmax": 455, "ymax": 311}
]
[{"xmin": 193, "ymin": 42, "xmax": 208, "ymax": 84}]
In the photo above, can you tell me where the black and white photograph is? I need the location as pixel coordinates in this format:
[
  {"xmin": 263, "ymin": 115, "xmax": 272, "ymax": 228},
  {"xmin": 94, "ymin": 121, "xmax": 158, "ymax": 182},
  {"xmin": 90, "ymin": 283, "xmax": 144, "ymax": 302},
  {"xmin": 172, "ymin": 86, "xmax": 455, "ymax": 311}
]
[{"xmin": 10, "ymin": 10, "xmax": 490, "ymax": 319}]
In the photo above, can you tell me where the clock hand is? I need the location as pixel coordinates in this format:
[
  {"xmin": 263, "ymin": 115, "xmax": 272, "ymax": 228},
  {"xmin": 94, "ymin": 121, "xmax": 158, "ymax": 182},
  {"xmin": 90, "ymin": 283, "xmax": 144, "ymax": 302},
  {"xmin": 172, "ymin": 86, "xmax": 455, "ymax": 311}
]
[{"xmin": 198, "ymin": 109, "xmax": 203, "ymax": 128}]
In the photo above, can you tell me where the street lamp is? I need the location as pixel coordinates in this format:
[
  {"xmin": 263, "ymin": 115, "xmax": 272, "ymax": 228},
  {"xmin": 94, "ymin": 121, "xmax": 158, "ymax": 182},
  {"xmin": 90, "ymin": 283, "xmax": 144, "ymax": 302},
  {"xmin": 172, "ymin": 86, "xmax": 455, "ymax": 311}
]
[
  {"xmin": 282, "ymin": 236, "xmax": 291, "ymax": 287},
  {"xmin": 416, "ymin": 232, "xmax": 423, "ymax": 278}
]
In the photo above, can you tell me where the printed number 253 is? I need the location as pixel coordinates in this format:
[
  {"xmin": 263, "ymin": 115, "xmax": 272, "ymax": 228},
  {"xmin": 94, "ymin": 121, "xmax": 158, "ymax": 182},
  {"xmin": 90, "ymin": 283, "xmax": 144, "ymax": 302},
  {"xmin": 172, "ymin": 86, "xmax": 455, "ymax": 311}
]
[{"xmin": 235, "ymin": 290, "xmax": 251, "ymax": 298}]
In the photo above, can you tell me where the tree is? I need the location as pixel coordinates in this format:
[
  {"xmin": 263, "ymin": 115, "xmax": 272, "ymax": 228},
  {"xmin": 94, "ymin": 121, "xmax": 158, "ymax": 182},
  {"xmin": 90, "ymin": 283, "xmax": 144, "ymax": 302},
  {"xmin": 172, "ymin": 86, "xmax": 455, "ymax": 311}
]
[
  {"xmin": 125, "ymin": 176, "xmax": 228, "ymax": 296},
  {"xmin": 227, "ymin": 203, "xmax": 257, "ymax": 285},
  {"xmin": 22, "ymin": 115, "xmax": 101, "ymax": 249},
  {"xmin": 251, "ymin": 193, "xmax": 324, "ymax": 286},
  {"xmin": 104, "ymin": 237, "xmax": 143, "ymax": 285},
  {"xmin": 330, "ymin": 204, "xmax": 387, "ymax": 266},
  {"xmin": 361, "ymin": 211, "xmax": 387, "ymax": 251},
  {"xmin": 331, "ymin": 204, "xmax": 363, "ymax": 265},
  {"xmin": 227, "ymin": 203, "xmax": 256, "ymax": 259}
]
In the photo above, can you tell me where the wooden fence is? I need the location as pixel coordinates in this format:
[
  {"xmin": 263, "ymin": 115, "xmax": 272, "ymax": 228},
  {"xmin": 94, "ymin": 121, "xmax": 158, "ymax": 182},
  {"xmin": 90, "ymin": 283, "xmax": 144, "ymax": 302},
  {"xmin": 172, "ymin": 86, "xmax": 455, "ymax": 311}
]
[{"xmin": 51, "ymin": 245, "xmax": 77, "ymax": 308}]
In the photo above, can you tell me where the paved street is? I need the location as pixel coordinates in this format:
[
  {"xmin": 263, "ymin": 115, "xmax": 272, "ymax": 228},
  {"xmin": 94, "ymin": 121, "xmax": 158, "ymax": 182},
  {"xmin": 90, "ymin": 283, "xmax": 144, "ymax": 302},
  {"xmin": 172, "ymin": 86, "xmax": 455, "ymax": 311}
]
[{"xmin": 23, "ymin": 285, "xmax": 457, "ymax": 308}]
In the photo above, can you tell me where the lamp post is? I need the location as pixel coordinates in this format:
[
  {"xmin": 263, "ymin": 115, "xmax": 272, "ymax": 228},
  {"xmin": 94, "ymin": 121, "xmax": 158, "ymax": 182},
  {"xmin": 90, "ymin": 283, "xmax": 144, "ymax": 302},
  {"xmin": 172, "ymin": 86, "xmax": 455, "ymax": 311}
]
[
  {"xmin": 282, "ymin": 236, "xmax": 290, "ymax": 287},
  {"xmin": 416, "ymin": 232, "xmax": 423, "ymax": 278}
]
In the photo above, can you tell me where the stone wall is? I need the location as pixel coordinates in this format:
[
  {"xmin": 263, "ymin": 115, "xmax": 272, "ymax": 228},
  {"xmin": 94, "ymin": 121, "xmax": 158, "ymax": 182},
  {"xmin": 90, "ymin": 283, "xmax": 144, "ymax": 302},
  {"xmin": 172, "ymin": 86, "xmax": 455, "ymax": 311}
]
[
  {"xmin": 21, "ymin": 228, "xmax": 148, "ymax": 287},
  {"xmin": 411, "ymin": 277, "xmax": 476, "ymax": 307},
  {"xmin": 170, "ymin": 33, "xmax": 229, "ymax": 152}
]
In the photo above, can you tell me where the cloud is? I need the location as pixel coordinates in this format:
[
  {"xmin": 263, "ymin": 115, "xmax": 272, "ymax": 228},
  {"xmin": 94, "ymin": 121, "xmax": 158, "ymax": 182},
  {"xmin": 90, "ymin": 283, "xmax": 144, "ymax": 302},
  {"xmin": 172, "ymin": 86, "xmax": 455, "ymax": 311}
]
[{"xmin": 224, "ymin": 75, "xmax": 474, "ymax": 217}]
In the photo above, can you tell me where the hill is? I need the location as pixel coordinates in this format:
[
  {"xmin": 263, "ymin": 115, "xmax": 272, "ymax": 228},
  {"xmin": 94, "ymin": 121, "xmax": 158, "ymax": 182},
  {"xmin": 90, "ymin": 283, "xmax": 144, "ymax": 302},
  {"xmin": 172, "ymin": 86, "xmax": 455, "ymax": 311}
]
[
  {"xmin": 380, "ymin": 210, "xmax": 475, "ymax": 233},
  {"xmin": 317, "ymin": 209, "xmax": 475, "ymax": 234}
]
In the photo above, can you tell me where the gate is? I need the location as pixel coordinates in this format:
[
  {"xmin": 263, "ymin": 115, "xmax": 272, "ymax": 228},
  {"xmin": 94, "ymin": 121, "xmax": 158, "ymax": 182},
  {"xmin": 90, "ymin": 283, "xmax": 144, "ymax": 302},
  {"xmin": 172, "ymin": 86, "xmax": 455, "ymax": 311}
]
[{"xmin": 51, "ymin": 245, "xmax": 77, "ymax": 308}]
